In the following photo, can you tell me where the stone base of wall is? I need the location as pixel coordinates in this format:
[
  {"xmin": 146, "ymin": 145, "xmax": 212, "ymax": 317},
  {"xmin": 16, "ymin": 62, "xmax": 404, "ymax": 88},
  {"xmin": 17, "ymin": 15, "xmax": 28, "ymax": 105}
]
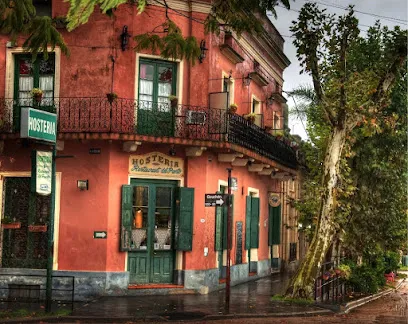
[
  {"xmin": 0, "ymin": 260, "xmax": 274, "ymax": 300},
  {"xmin": 0, "ymin": 268, "xmax": 128, "ymax": 301}
]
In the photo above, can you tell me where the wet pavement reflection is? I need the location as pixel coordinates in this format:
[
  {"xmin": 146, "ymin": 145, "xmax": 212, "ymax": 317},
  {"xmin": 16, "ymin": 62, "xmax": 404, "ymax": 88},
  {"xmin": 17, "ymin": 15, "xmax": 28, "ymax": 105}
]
[{"xmin": 73, "ymin": 273, "xmax": 326, "ymax": 319}]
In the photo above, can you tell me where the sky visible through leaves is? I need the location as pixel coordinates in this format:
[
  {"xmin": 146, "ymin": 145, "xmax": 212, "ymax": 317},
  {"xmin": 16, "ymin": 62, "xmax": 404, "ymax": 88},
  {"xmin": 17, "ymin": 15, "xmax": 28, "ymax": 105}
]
[{"xmin": 272, "ymin": 0, "xmax": 408, "ymax": 139}]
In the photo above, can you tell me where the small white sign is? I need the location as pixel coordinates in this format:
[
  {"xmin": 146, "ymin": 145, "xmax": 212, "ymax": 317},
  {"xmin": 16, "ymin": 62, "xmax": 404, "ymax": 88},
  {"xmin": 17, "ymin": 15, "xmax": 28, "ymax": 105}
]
[{"xmin": 36, "ymin": 151, "xmax": 52, "ymax": 196}]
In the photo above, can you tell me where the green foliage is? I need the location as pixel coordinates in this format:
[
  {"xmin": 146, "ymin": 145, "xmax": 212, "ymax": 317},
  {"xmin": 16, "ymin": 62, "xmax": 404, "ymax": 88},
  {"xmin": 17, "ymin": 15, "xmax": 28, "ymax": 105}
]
[
  {"xmin": 134, "ymin": 20, "xmax": 200, "ymax": 64},
  {"xmin": 0, "ymin": 1, "xmax": 69, "ymax": 59},
  {"xmin": 348, "ymin": 263, "xmax": 385, "ymax": 294},
  {"xmin": 23, "ymin": 16, "xmax": 69, "ymax": 60},
  {"xmin": 65, "ymin": 0, "xmax": 128, "ymax": 31},
  {"xmin": 384, "ymin": 251, "xmax": 401, "ymax": 273},
  {"xmin": 337, "ymin": 264, "xmax": 351, "ymax": 279}
]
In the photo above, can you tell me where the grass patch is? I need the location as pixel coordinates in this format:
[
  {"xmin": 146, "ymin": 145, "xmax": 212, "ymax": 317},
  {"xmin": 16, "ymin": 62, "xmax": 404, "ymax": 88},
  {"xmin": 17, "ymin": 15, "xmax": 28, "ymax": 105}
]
[
  {"xmin": 398, "ymin": 266, "xmax": 408, "ymax": 271},
  {"xmin": 397, "ymin": 273, "xmax": 407, "ymax": 279},
  {"xmin": 0, "ymin": 308, "xmax": 71, "ymax": 319},
  {"xmin": 271, "ymin": 294, "xmax": 314, "ymax": 305}
]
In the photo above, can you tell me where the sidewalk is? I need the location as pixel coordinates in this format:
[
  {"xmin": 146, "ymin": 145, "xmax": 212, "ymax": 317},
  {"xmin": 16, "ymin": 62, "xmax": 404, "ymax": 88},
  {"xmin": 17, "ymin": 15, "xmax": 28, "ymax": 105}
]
[{"xmin": 69, "ymin": 273, "xmax": 331, "ymax": 322}]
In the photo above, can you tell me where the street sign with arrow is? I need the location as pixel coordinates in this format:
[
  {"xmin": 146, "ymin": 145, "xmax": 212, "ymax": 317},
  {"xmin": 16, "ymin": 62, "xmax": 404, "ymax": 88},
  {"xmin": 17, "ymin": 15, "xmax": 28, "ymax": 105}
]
[
  {"xmin": 93, "ymin": 231, "xmax": 107, "ymax": 239},
  {"xmin": 205, "ymin": 194, "xmax": 228, "ymax": 207}
]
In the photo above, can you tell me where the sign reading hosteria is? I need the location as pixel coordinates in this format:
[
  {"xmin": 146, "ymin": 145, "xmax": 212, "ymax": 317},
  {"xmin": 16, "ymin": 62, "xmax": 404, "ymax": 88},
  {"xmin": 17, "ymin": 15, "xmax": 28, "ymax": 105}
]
[
  {"xmin": 129, "ymin": 152, "xmax": 183, "ymax": 177},
  {"xmin": 21, "ymin": 108, "xmax": 57, "ymax": 143}
]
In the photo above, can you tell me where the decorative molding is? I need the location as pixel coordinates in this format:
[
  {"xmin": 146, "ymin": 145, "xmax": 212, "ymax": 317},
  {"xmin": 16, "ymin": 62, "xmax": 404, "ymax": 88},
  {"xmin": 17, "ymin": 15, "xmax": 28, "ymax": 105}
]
[
  {"xmin": 148, "ymin": 0, "xmax": 212, "ymax": 14},
  {"xmin": 185, "ymin": 146, "xmax": 207, "ymax": 157}
]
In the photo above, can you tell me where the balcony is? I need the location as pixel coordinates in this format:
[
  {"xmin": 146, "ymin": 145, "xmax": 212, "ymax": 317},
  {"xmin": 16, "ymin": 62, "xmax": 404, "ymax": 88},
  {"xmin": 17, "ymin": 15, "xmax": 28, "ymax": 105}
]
[
  {"xmin": 0, "ymin": 98, "xmax": 297, "ymax": 169},
  {"xmin": 220, "ymin": 33, "xmax": 245, "ymax": 65}
]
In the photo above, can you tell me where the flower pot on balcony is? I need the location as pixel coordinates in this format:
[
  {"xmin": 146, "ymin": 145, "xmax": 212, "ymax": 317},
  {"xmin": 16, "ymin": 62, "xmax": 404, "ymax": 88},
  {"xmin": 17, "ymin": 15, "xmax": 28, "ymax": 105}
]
[
  {"xmin": 245, "ymin": 114, "xmax": 256, "ymax": 124},
  {"xmin": 229, "ymin": 103, "xmax": 238, "ymax": 113},
  {"xmin": 169, "ymin": 95, "xmax": 178, "ymax": 108},
  {"xmin": 31, "ymin": 88, "xmax": 43, "ymax": 103}
]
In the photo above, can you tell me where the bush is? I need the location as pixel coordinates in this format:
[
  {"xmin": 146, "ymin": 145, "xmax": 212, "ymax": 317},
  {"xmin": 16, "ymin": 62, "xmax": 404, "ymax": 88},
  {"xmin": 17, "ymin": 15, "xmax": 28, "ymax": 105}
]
[
  {"xmin": 384, "ymin": 251, "xmax": 400, "ymax": 273},
  {"xmin": 348, "ymin": 264, "xmax": 385, "ymax": 294}
]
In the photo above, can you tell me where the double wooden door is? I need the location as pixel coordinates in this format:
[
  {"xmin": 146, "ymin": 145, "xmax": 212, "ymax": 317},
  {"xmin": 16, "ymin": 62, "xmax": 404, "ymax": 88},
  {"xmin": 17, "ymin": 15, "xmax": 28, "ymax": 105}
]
[{"xmin": 127, "ymin": 179, "xmax": 177, "ymax": 284}]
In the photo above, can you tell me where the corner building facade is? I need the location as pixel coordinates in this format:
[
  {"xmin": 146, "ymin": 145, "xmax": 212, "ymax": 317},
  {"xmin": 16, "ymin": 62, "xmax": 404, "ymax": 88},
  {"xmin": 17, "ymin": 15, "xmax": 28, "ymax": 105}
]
[{"xmin": 0, "ymin": 0, "xmax": 301, "ymax": 300}]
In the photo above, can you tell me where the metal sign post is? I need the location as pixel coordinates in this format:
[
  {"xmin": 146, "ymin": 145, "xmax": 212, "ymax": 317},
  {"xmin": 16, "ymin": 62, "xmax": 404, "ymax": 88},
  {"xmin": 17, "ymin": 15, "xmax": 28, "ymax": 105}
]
[
  {"xmin": 45, "ymin": 145, "xmax": 56, "ymax": 313},
  {"xmin": 225, "ymin": 168, "xmax": 232, "ymax": 312}
]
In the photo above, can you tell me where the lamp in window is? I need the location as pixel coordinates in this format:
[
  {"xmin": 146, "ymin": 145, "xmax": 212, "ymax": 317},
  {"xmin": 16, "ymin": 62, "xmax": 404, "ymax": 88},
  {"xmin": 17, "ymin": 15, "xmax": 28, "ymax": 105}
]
[
  {"xmin": 77, "ymin": 180, "xmax": 89, "ymax": 191},
  {"xmin": 198, "ymin": 40, "xmax": 208, "ymax": 63},
  {"xmin": 120, "ymin": 25, "xmax": 131, "ymax": 51},
  {"xmin": 243, "ymin": 74, "xmax": 252, "ymax": 86}
]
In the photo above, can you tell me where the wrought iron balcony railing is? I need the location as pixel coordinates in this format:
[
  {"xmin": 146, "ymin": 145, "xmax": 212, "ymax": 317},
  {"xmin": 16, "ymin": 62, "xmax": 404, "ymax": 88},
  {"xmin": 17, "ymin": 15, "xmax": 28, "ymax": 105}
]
[{"xmin": 0, "ymin": 98, "xmax": 297, "ymax": 169}]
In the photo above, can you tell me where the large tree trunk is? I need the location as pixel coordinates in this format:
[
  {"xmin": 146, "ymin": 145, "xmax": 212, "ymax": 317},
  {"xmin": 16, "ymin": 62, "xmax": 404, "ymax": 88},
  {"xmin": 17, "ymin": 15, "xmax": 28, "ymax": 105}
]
[{"xmin": 286, "ymin": 125, "xmax": 347, "ymax": 298}]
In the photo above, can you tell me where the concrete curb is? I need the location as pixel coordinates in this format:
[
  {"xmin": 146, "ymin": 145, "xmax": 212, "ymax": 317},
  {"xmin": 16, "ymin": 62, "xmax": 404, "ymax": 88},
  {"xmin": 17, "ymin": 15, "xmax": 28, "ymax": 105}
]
[
  {"xmin": 0, "ymin": 309, "xmax": 334, "ymax": 323},
  {"xmin": 339, "ymin": 278, "xmax": 405, "ymax": 314}
]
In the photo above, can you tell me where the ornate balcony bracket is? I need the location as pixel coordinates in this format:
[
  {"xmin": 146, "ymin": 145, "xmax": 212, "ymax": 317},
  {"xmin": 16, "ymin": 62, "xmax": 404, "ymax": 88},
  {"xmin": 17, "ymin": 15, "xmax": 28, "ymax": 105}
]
[
  {"xmin": 258, "ymin": 168, "xmax": 273, "ymax": 175},
  {"xmin": 271, "ymin": 172, "xmax": 289, "ymax": 179},
  {"xmin": 123, "ymin": 141, "xmax": 142, "ymax": 153},
  {"xmin": 231, "ymin": 158, "xmax": 249, "ymax": 166},
  {"xmin": 218, "ymin": 153, "xmax": 243, "ymax": 163},
  {"xmin": 248, "ymin": 164, "xmax": 270, "ymax": 172},
  {"xmin": 185, "ymin": 146, "xmax": 207, "ymax": 157}
]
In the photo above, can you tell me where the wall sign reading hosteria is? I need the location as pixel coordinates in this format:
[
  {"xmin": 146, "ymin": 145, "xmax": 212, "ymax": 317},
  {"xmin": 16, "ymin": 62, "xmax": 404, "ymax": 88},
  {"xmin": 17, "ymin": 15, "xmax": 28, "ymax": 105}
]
[{"xmin": 129, "ymin": 152, "xmax": 184, "ymax": 177}]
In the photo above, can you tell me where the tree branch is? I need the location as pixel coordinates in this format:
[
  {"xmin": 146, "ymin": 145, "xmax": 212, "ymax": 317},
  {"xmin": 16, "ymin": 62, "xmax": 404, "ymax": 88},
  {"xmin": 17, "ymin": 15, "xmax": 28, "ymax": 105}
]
[{"xmin": 308, "ymin": 35, "xmax": 336, "ymax": 127}]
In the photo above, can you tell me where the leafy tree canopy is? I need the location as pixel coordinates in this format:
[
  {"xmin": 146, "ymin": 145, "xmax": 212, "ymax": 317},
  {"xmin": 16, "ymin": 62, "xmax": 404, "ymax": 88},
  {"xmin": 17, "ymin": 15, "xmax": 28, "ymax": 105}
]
[{"xmin": 0, "ymin": 0, "xmax": 68, "ymax": 59}]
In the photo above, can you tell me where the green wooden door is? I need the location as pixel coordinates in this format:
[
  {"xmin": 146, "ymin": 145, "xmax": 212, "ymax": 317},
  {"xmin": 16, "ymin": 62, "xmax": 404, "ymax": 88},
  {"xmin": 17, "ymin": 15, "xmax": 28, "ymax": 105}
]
[
  {"xmin": 127, "ymin": 180, "xmax": 177, "ymax": 284},
  {"xmin": 137, "ymin": 59, "xmax": 176, "ymax": 136}
]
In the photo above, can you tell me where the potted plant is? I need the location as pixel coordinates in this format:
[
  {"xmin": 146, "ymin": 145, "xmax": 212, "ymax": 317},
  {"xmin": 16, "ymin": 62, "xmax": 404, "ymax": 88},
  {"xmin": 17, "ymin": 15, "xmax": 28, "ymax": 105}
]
[
  {"xmin": 322, "ymin": 271, "xmax": 331, "ymax": 280},
  {"xmin": 245, "ymin": 113, "xmax": 256, "ymax": 124},
  {"xmin": 337, "ymin": 264, "xmax": 351, "ymax": 279},
  {"xmin": 106, "ymin": 92, "xmax": 118, "ymax": 104},
  {"xmin": 229, "ymin": 103, "xmax": 238, "ymax": 113},
  {"xmin": 31, "ymin": 88, "xmax": 43, "ymax": 102},
  {"xmin": 274, "ymin": 130, "xmax": 284, "ymax": 140},
  {"xmin": 169, "ymin": 95, "xmax": 178, "ymax": 108}
]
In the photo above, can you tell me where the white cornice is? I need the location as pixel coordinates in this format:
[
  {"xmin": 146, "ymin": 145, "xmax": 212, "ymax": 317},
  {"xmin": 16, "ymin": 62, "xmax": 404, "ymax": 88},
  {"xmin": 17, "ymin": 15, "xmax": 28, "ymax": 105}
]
[
  {"xmin": 148, "ymin": 0, "xmax": 211, "ymax": 14},
  {"xmin": 148, "ymin": 1, "xmax": 285, "ymax": 85}
]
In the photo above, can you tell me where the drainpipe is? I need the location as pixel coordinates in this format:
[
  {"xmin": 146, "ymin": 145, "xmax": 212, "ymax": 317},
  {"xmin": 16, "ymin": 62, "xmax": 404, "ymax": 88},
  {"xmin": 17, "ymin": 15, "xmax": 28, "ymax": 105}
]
[{"xmin": 187, "ymin": 0, "xmax": 192, "ymax": 105}]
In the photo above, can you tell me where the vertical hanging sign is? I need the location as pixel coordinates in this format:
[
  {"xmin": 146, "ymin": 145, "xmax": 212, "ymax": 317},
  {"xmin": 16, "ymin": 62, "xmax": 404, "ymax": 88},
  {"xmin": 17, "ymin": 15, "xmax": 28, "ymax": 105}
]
[{"xmin": 32, "ymin": 150, "xmax": 53, "ymax": 196}]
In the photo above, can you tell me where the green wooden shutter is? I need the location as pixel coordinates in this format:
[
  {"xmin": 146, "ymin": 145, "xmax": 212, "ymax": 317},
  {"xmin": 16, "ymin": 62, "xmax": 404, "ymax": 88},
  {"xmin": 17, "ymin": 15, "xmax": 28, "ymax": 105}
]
[
  {"xmin": 250, "ymin": 197, "xmax": 260, "ymax": 248},
  {"xmin": 222, "ymin": 195, "xmax": 233, "ymax": 250},
  {"xmin": 245, "ymin": 196, "xmax": 252, "ymax": 250},
  {"xmin": 176, "ymin": 187, "xmax": 194, "ymax": 251},
  {"xmin": 121, "ymin": 185, "xmax": 133, "ymax": 251},
  {"xmin": 271, "ymin": 205, "xmax": 281, "ymax": 245},
  {"xmin": 215, "ymin": 192, "xmax": 223, "ymax": 251}
]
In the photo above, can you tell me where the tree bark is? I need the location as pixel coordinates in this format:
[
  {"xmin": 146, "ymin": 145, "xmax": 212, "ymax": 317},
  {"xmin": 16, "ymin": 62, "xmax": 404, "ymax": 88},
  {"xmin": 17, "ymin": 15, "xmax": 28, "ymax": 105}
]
[{"xmin": 286, "ymin": 125, "xmax": 347, "ymax": 298}]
